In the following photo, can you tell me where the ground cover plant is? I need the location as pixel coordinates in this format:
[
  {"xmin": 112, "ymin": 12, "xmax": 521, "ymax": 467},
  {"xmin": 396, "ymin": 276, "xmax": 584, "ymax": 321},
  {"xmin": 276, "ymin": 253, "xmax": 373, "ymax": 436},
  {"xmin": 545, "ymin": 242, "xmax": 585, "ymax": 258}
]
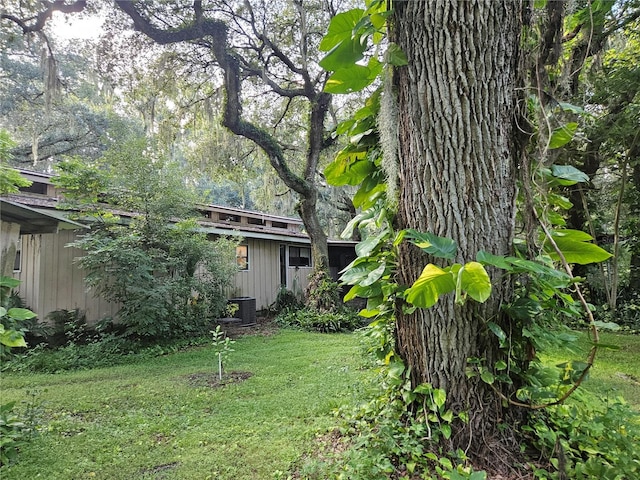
[{"xmin": 0, "ymin": 329, "xmax": 370, "ymax": 479}]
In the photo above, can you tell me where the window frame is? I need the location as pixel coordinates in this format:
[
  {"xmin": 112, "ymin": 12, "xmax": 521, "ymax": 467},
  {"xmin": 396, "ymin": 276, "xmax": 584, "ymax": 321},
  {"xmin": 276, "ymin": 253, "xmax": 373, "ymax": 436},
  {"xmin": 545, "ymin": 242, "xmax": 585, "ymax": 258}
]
[
  {"xmin": 289, "ymin": 245, "xmax": 312, "ymax": 268},
  {"xmin": 236, "ymin": 244, "xmax": 249, "ymax": 271},
  {"xmin": 13, "ymin": 237, "xmax": 22, "ymax": 272}
]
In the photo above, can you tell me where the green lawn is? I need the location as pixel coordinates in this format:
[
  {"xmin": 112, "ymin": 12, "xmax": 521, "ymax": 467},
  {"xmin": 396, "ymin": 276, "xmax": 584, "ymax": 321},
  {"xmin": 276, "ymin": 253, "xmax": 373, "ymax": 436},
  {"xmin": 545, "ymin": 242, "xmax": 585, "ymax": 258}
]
[
  {"xmin": 1, "ymin": 329, "xmax": 638, "ymax": 479},
  {"xmin": 0, "ymin": 330, "xmax": 369, "ymax": 480},
  {"xmin": 542, "ymin": 331, "xmax": 640, "ymax": 409}
]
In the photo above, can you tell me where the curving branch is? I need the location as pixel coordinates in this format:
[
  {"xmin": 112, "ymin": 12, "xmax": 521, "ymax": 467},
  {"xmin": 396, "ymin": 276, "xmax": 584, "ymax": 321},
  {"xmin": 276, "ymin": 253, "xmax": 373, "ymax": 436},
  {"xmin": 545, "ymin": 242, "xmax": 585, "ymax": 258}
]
[
  {"xmin": 1, "ymin": 0, "xmax": 88, "ymax": 34},
  {"xmin": 114, "ymin": 0, "xmax": 312, "ymax": 197}
]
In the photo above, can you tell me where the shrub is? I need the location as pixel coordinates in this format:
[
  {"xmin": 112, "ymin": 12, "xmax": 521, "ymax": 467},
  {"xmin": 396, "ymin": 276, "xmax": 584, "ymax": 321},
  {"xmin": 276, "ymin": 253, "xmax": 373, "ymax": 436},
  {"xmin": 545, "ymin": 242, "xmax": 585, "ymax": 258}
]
[
  {"xmin": 0, "ymin": 391, "xmax": 42, "ymax": 466},
  {"xmin": 269, "ymin": 287, "xmax": 304, "ymax": 315},
  {"xmin": 305, "ymin": 269, "xmax": 342, "ymax": 313},
  {"xmin": 275, "ymin": 308, "xmax": 364, "ymax": 333},
  {"xmin": 523, "ymin": 394, "xmax": 640, "ymax": 479}
]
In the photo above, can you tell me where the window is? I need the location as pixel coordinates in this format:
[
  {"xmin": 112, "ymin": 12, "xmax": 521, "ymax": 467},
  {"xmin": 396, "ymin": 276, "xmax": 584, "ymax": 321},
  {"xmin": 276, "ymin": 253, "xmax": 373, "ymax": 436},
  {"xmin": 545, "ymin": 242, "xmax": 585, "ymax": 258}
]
[
  {"xmin": 248, "ymin": 217, "xmax": 265, "ymax": 226},
  {"xmin": 13, "ymin": 237, "xmax": 22, "ymax": 272},
  {"xmin": 289, "ymin": 246, "xmax": 311, "ymax": 267},
  {"xmin": 19, "ymin": 182, "xmax": 47, "ymax": 195},
  {"xmin": 236, "ymin": 245, "xmax": 249, "ymax": 270}
]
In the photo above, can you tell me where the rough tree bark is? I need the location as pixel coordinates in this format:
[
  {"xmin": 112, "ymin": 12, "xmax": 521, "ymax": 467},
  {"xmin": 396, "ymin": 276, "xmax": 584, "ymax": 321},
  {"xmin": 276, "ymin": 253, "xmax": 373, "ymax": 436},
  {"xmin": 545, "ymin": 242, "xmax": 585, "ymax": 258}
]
[{"xmin": 390, "ymin": 0, "xmax": 523, "ymax": 460}]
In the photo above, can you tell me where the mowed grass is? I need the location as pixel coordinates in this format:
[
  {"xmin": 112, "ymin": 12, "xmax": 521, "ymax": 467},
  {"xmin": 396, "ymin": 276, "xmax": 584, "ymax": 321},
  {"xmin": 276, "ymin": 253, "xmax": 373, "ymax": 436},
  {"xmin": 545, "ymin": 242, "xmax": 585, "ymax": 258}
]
[
  {"xmin": 0, "ymin": 330, "xmax": 370, "ymax": 480},
  {"xmin": 542, "ymin": 331, "xmax": 640, "ymax": 409}
]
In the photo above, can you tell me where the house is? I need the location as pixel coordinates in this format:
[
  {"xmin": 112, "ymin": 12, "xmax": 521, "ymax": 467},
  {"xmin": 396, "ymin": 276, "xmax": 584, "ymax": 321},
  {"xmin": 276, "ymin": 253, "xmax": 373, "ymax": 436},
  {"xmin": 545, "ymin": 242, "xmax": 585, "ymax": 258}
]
[{"xmin": 1, "ymin": 169, "xmax": 356, "ymax": 325}]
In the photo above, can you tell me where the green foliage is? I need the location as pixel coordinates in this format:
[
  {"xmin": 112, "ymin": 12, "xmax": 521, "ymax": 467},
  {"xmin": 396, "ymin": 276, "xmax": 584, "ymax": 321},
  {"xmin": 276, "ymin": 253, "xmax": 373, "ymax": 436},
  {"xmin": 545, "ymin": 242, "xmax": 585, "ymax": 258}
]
[
  {"xmin": 269, "ymin": 287, "xmax": 304, "ymax": 315},
  {"xmin": 210, "ymin": 325, "xmax": 235, "ymax": 379},
  {"xmin": 524, "ymin": 396, "xmax": 640, "ymax": 479},
  {"xmin": 305, "ymin": 269, "xmax": 343, "ymax": 313},
  {"xmin": 0, "ymin": 277, "xmax": 34, "ymax": 358},
  {"xmin": 0, "ymin": 391, "xmax": 42, "ymax": 466},
  {"xmin": 320, "ymin": 347, "xmax": 486, "ymax": 479},
  {"xmin": 275, "ymin": 308, "xmax": 364, "ymax": 334},
  {"xmin": 55, "ymin": 153, "xmax": 238, "ymax": 340},
  {"xmin": 0, "ymin": 130, "xmax": 31, "ymax": 194},
  {"xmin": 0, "ymin": 167, "xmax": 31, "ymax": 195}
]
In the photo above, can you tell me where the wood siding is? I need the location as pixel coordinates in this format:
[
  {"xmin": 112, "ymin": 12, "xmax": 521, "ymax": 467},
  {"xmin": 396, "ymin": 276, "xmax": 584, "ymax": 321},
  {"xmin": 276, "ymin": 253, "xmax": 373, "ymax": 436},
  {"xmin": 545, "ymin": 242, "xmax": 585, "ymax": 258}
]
[
  {"xmin": 15, "ymin": 231, "xmax": 118, "ymax": 323},
  {"xmin": 14, "ymin": 231, "xmax": 314, "ymax": 323},
  {"xmin": 230, "ymin": 238, "xmax": 312, "ymax": 310}
]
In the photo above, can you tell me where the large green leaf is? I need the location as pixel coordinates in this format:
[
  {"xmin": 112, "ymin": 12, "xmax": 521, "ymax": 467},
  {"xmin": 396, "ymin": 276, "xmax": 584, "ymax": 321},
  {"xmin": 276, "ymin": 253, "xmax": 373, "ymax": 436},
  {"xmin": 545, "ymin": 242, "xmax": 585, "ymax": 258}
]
[
  {"xmin": 0, "ymin": 276, "xmax": 21, "ymax": 289},
  {"xmin": 7, "ymin": 308, "xmax": 37, "ymax": 321},
  {"xmin": 385, "ymin": 43, "xmax": 408, "ymax": 66},
  {"xmin": 549, "ymin": 229, "xmax": 594, "ymax": 242},
  {"xmin": 319, "ymin": 37, "xmax": 366, "ymax": 72},
  {"xmin": 0, "ymin": 326, "xmax": 27, "ymax": 348},
  {"xmin": 355, "ymin": 229, "xmax": 389, "ymax": 257},
  {"xmin": 548, "ymin": 122, "xmax": 578, "ymax": 149},
  {"xmin": 476, "ymin": 251, "xmax": 512, "ymax": 270},
  {"xmin": 361, "ymin": 263, "xmax": 386, "ymax": 287},
  {"xmin": 459, "ymin": 262, "xmax": 492, "ymax": 303},
  {"xmin": 325, "ymin": 65, "xmax": 376, "ymax": 94},
  {"xmin": 340, "ymin": 262, "xmax": 380, "ymax": 284},
  {"xmin": 406, "ymin": 264, "xmax": 456, "ymax": 308},
  {"xmin": 319, "ymin": 9, "xmax": 365, "ymax": 51},
  {"xmin": 324, "ymin": 151, "xmax": 372, "ymax": 186},
  {"xmin": 551, "ymin": 165, "xmax": 589, "ymax": 184},
  {"xmin": 405, "ymin": 230, "xmax": 457, "ymax": 259},
  {"xmin": 353, "ymin": 180, "xmax": 385, "ymax": 209},
  {"xmin": 343, "ymin": 283, "xmax": 382, "ymax": 301},
  {"xmin": 545, "ymin": 231, "xmax": 613, "ymax": 265}
]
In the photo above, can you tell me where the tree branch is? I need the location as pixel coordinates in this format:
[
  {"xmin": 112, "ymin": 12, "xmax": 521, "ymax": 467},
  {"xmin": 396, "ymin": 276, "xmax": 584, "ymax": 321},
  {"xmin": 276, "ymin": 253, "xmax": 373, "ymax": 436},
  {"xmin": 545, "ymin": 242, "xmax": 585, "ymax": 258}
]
[{"xmin": 1, "ymin": 1, "xmax": 87, "ymax": 34}]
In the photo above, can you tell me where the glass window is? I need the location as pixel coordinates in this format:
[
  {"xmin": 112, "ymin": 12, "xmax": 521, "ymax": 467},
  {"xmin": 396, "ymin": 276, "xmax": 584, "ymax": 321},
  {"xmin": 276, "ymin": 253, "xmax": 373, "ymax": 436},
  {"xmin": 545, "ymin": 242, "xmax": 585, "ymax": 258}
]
[
  {"xmin": 236, "ymin": 245, "xmax": 249, "ymax": 270},
  {"xmin": 13, "ymin": 237, "xmax": 22, "ymax": 272},
  {"xmin": 289, "ymin": 246, "xmax": 311, "ymax": 267}
]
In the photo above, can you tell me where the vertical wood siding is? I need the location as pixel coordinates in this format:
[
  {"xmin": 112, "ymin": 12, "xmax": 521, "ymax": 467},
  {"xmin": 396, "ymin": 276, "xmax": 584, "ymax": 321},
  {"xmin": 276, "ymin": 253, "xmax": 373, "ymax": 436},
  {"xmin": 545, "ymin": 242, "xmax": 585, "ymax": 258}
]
[
  {"xmin": 231, "ymin": 238, "xmax": 281, "ymax": 310},
  {"xmin": 15, "ymin": 230, "xmax": 313, "ymax": 323},
  {"xmin": 15, "ymin": 231, "xmax": 118, "ymax": 323}
]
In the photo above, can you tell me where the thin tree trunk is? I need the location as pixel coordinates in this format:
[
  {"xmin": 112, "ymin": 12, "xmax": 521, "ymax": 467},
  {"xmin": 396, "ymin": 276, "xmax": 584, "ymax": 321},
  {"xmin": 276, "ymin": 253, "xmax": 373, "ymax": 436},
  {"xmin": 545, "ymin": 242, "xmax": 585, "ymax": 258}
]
[{"xmin": 391, "ymin": 0, "xmax": 522, "ymax": 458}]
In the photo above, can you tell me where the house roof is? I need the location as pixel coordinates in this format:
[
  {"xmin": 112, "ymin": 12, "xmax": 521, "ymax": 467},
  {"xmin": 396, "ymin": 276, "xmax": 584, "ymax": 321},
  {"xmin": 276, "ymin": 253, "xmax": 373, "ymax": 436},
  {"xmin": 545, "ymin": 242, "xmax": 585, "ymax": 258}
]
[
  {"xmin": 9, "ymin": 168, "xmax": 358, "ymax": 245},
  {"xmin": 0, "ymin": 198, "xmax": 87, "ymax": 234}
]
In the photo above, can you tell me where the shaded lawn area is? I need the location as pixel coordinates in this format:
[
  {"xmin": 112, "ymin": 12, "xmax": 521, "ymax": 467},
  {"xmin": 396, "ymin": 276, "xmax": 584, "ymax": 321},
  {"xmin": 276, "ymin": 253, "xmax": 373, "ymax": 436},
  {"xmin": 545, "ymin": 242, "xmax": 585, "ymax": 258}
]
[
  {"xmin": 542, "ymin": 331, "xmax": 640, "ymax": 410},
  {"xmin": 0, "ymin": 330, "xmax": 370, "ymax": 480}
]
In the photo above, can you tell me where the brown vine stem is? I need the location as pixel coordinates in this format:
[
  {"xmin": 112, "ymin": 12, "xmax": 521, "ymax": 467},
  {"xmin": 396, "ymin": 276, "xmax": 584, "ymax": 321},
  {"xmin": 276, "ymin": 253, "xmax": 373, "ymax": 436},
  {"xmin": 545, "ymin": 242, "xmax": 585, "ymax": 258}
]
[{"xmin": 492, "ymin": 214, "xmax": 601, "ymax": 410}]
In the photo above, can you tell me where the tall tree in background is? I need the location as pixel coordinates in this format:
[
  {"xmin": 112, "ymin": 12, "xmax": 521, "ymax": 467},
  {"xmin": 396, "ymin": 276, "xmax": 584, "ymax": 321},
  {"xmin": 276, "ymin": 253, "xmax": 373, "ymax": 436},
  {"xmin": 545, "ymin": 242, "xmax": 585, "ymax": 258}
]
[
  {"xmin": 1, "ymin": 0, "xmax": 354, "ymax": 271},
  {"xmin": 0, "ymin": 32, "xmax": 111, "ymax": 168}
]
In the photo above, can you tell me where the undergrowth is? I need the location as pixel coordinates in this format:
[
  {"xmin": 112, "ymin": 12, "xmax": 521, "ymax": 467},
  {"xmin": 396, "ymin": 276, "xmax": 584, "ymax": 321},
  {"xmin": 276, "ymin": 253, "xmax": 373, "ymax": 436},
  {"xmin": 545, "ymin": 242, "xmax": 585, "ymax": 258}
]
[
  {"xmin": 2, "ymin": 333, "xmax": 209, "ymax": 374},
  {"xmin": 275, "ymin": 308, "xmax": 364, "ymax": 333}
]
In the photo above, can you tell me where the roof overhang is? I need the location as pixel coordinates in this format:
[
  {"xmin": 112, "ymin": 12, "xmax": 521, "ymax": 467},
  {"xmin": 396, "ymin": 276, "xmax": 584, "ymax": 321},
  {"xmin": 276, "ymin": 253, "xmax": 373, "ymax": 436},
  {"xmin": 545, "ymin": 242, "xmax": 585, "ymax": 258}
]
[
  {"xmin": 0, "ymin": 198, "xmax": 88, "ymax": 234},
  {"xmin": 197, "ymin": 225, "xmax": 311, "ymax": 244}
]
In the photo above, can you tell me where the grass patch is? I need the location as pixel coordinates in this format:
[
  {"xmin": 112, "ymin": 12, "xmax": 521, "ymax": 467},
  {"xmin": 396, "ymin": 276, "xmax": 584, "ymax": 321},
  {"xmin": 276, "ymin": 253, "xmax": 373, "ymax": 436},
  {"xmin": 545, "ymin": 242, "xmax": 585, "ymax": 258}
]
[
  {"xmin": 542, "ymin": 331, "xmax": 640, "ymax": 409},
  {"xmin": 0, "ymin": 330, "xmax": 370, "ymax": 479}
]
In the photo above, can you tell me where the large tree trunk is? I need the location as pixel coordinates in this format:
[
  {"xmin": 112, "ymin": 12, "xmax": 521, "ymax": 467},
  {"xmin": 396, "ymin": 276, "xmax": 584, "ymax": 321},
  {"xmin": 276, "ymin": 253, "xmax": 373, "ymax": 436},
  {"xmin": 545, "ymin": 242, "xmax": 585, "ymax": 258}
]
[{"xmin": 391, "ymin": 0, "xmax": 522, "ymax": 458}]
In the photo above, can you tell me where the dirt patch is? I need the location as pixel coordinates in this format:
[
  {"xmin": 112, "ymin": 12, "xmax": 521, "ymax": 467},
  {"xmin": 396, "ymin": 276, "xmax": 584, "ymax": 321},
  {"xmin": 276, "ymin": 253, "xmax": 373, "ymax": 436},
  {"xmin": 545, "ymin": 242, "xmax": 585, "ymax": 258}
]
[
  {"xmin": 616, "ymin": 372, "xmax": 640, "ymax": 385},
  {"xmin": 140, "ymin": 462, "xmax": 180, "ymax": 478},
  {"xmin": 219, "ymin": 315, "xmax": 279, "ymax": 339},
  {"xmin": 184, "ymin": 371, "xmax": 253, "ymax": 388}
]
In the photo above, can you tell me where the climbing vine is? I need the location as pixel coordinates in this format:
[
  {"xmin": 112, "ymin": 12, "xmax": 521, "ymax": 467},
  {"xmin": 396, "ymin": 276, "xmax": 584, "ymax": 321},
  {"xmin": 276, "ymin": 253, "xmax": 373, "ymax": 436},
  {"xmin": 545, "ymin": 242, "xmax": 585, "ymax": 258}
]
[{"xmin": 316, "ymin": 1, "xmax": 639, "ymax": 477}]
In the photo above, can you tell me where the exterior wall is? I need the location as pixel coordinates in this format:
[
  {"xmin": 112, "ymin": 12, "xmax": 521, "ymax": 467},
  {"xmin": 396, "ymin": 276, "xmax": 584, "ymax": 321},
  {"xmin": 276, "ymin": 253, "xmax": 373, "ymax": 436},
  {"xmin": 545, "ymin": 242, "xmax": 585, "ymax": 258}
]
[
  {"xmin": 13, "ymin": 228, "xmax": 320, "ymax": 322},
  {"xmin": 231, "ymin": 237, "xmax": 282, "ymax": 311},
  {"xmin": 286, "ymin": 263, "xmax": 313, "ymax": 299},
  {"xmin": 14, "ymin": 230, "xmax": 118, "ymax": 323},
  {"xmin": 230, "ymin": 239, "xmax": 314, "ymax": 311},
  {"xmin": 1, "ymin": 221, "xmax": 21, "ymax": 277}
]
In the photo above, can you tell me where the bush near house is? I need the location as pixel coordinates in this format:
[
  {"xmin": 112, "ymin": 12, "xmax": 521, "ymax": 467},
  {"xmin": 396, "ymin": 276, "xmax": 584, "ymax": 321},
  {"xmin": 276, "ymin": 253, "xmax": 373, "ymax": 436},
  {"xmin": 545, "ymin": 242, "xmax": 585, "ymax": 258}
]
[{"xmin": 54, "ymin": 154, "xmax": 239, "ymax": 340}]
